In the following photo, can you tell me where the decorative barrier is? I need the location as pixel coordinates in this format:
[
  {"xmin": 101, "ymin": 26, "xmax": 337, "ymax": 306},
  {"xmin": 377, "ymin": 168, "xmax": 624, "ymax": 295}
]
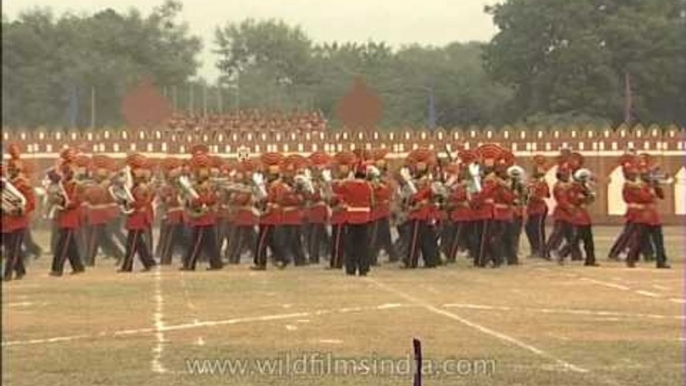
[{"xmin": 3, "ymin": 125, "xmax": 686, "ymax": 225}]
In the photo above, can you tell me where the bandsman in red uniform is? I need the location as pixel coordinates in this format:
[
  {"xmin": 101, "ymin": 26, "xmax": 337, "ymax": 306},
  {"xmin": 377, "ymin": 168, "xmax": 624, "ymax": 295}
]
[
  {"xmin": 181, "ymin": 147, "xmax": 223, "ymax": 271},
  {"xmin": 557, "ymin": 153, "xmax": 598, "ymax": 266},
  {"xmin": 305, "ymin": 151, "xmax": 332, "ymax": 264},
  {"xmin": 2, "ymin": 145, "xmax": 37, "ymax": 281},
  {"xmin": 217, "ymin": 160, "xmax": 236, "ymax": 262},
  {"xmin": 524, "ymin": 155, "xmax": 551, "ymax": 259},
  {"xmin": 158, "ymin": 157, "xmax": 189, "ymax": 265},
  {"xmin": 279, "ymin": 155, "xmax": 308, "ymax": 266},
  {"xmin": 499, "ymin": 150, "xmax": 521, "ymax": 265},
  {"xmin": 446, "ymin": 150, "xmax": 476, "ymax": 262},
  {"xmin": 251, "ymin": 152, "xmax": 288, "ymax": 270},
  {"xmin": 83, "ymin": 155, "xmax": 123, "ymax": 265},
  {"xmin": 327, "ymin": 151, "xmax": 356, "ymax": 270},
  {"xmin": 339, "ymin": 160, "xmax": 375, "ymax": 276},
  {"xmin": 226, "ymin": 159, "xmax": 258, "ymax": 265},
  {"xmin": 118, "ymin": 154, "xmax": 156, "ymax": 272},
  {"xmin": 73, "ymin": 154, "xmax": 94, "ymax": 262},
  {"xmin": 625, "ymin": 153, "xmax": 670, "ymax": 269},
  {"xmin": 369, "ymin": 148, "xmax": 399, "ymax": 265},
  {"xmin": 50, "ymin": 148, "xmax": 86, "ymax": 276},
  {"xmin": 401, "ymin": 148, "xmax": 438, "ymax": 269},
  {"xmin": 545, "ymin": 151, "xmax": 576, "ymax": 259},
  {"xmin": 472, "ymin": 144, "xmax": 514, "ymax": 267}
]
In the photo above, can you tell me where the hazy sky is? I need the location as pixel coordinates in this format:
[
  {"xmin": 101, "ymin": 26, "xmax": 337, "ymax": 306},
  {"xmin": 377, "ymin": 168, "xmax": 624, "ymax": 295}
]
[{"xmin": 4, "ymin": 0, "xmax": 499, "ymax": 81}]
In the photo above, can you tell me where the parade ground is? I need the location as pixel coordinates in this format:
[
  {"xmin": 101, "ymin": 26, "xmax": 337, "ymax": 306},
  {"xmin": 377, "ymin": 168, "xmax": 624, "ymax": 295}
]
[{"xmin": 2, "ymin": 226, "xmax": 684, "ymax": 386}]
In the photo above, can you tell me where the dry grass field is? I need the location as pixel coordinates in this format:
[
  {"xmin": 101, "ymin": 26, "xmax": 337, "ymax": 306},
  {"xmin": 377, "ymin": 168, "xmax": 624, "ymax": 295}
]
[{"xmin": 2, "ymin": 226, "xmax": 684, "ymax": 386}]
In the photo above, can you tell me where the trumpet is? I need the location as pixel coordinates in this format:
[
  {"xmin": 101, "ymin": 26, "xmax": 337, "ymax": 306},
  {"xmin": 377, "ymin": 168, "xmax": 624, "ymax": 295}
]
[
  {"xmin": 109, "ymin": 167, "xmax": 135, "ymax": 214},
  {"xmin": 647, "ymin": 169, "xmax": 674, "ymax": 185}
]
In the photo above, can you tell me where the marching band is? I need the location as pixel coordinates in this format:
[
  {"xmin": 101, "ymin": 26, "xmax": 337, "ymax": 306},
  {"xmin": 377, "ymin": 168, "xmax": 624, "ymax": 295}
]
[{"xmin": 0, "ymin": 142, "xmax": 673, "ymax": 281}]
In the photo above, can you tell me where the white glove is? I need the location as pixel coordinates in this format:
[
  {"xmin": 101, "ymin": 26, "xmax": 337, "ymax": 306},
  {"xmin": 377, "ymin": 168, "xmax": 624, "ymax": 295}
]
[{"xmin": 399, "ymin": 167, "xmax": 412, "ymax": 182}]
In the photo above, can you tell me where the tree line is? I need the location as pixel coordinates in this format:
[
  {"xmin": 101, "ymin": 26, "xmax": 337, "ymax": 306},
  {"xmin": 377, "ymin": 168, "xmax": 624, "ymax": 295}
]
[{"xmin": 2, "ymin": 0, "xmax": 684, "ymax": 129}]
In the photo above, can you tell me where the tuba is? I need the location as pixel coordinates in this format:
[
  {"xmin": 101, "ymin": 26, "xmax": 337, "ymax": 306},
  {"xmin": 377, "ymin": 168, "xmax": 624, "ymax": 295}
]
[
  {"xmin": 109, "ymin": 166, "xmax": 135, "ymax": 214},
  {"xmin": 573, "ymin": 168, "xmax": 596, "ymax": 202},
  {"xmin": 1, "ymin": 177, "xmax": 27, "ymax": 215}
]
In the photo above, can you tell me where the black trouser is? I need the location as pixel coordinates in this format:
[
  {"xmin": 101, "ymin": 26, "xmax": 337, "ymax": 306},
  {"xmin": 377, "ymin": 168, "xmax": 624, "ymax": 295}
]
[
  {"xmin": 609, "ymin": 222, "xmax": 655, "ymax": 260},
  {"xmin": 627, "ymin": 224, "xmax": 668, "ymax": 266},
  {"xmin": 51, "ymin": 228, "xmax": 85, "ymax": 274},
  {"xmin": 546, "ymin": 220, "xmax": 576, "ymax": 258},
  {"xmin": 160, "ymin": 222, "xmax": 190, "ymax": 265},
  {"xmin": 227, "ymin": 225, "xmax": 256, "ymax": 264},
  {"xmin": 394, "ymin": 222, "xmax": 411, "ymax": 260},
  {"xmin": 277, "ymin": 224, "xmax": 306, "ymax": 266},
  {"xmin": 477, "ymin": 219, "xmax": 506, "ymax": 267},
  {"xmin": 330, "ymin": 224, "xmax": 347, "ymax": 269},
  {"xmin": 86, "ymin": 223, "xmax": 124, "ymax": 265},
  {"xmin": 306, "ymin": 222, "xmax": 328, "ymax": 264},
  {"xmin": 560, "ymin": 225, "xmax": 595, "ymax": 265},
  {"xmin": 404, "ymin": 219, "xmax": 438, "ymax": 268},
  {"xmin": 121, "ymin": 229, "xmax": 155, "ymax": 271},
  {"xmin": 509, "ymin": 216, "xmax": 523, "ymax": 263},
  {"xmin": 469, "ymin": 220, "xmax": 484, "ymax": 262},
  {"xmin": 448, "ymin": 221, "xmax": 469, "ymax": 262},
  {"xmin": 254, "ymin": 224, "xmax": 286, "ymax": 268},
  {"xmin": 3, "ymin": 229, "xmax": 26, "ymax": 280},
  {"xmin": 525, "ymin": 211, "xmax": 547, "ymax": 258},
  {"xmin": 22, "ymin": 228, "xmax": 42, "ymax": 259},
  {"xmin": 183, "ymin": 225, "xmax": 223, "ymax": 270},
  {"xmin": 155, "ymin": 220, "xmax": 168, "ymax": 258},
  {"xmin": 219, "ymin": 219, "xmax": 235, "ymax": 261},
  {"xmin": 345, "ymin": 223, "xmax": 371, "ymax": 275},
  {"xmin": 107, "ymin": 217, "xmax": 127, "ymax": 248},
  {"xmin": 372, "ymin": 217, "xmax": 398, "ymax": 263},
  {"xmin": 76, "ymin": 224, "xmax": 90, "ymax": 263}
]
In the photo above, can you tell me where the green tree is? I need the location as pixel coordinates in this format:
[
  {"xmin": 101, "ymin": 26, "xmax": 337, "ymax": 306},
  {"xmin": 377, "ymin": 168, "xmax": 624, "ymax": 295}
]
[{"xmin": 484, "ymin": 0, "xmax": 685, "ymax": 126}]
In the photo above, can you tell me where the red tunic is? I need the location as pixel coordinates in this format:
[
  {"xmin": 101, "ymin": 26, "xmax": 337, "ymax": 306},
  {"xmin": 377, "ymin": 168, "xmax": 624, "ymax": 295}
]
[
  {"xmin": 280, "ymin": 185, "xmax": 304, "ymax": 225},
  {"xmin": 1, "ymin": 177, "xmax": 36, "ymax": 232},
  {"xmin": 85, "ymin": 183, "xmax": 115, "ymax": 226},
  {"xmin": 305, "ymin": 187, "xmax": 329, "ymax": 224},
  {"xmin": 551, "ymin": 182, "xmax": 574, "ymax": 223},
  {"xmin": 159, "ymin": 185, "xmax": 186, "ymax": 225},
  {"xmin": 340, "ymin": 179, "xmax": 374, "ymax": 224},
  {"xmin": 188, "ymin": 183, "xmax": 218, "ymax": 227},
  {"xmin": 230, "ymin": 190, "xmax": 257, "ymax": 226},
  {"xmin": 567, "ymin": 183, "xmax": 592, "ymax": 226},
  {"xmin": 628, "ymin": 182, "xmax": 663, "ymax": 226},
  {"xmin": 329, "ymin": 181, "xmax": 347, "ymax": 225},
  {"xmin": 260, "ymin": 180, "xmax": 286, "ymax": 225},
  {"xmin": 449, "ymin": 184, "xmax": 472, "ymax": 222},
  {"xmin": 371, "ymin": 179, "xmax": 393, "ymax": 221},
  {"xmin": 125, "ymin": 184, "xmax": 154, "ymax": 230},
  {"xmin": 527, "ymin": 179, "xmax": 550, "ymax": 216},
  {"xmin": 56, "ymin": 180, "xmax": 82, "ymax": 229},
  {"xmin": 408, "ymin": 178, "xmax": 434, "ymax": 221}
]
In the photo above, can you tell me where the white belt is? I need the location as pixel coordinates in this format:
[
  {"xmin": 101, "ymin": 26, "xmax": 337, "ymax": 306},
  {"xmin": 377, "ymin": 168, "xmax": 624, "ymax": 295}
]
[{"xmin": 347, "ymin": 207, "xmax": 370, "ymax": 213}]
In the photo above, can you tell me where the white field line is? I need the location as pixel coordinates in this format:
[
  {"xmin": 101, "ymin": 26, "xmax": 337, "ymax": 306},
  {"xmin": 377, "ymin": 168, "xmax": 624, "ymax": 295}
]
[
  {"xmin": 367, "ymin": 278, "xmax": 590, "ymax": 374},
  {"xmin": 442, "ymin": 303, "xmax": 685, "ymax": 320},
  {"xmin": 151, "ymin": 268, "xmax": 167, "ymax": 374},
  {"xmin": 580, "ymin": 278, "xmax": 631, "ymax": 291},
  {"xmin": 2, "ymin": 304, "xmax": 412, "ymax": 347}
]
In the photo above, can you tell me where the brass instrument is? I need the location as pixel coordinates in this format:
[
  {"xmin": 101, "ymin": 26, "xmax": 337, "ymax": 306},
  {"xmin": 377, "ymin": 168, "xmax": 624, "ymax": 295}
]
[
  {"xmin": 573, "ymin": 168, "xmax": 596, "ymax": 203},
  {"xmin": 43, "ymin": 169, "xmax": 70, "ymax": 219},
  {"xmin": 1, "ymin": 177, "xmax": 27, "ymax": 215},
  {"xmin": 507, "ymin": 165, "xmax": 528, "ymax": 206},
  {"xmin": 109, "ymin": 166, "xmax": 135, "ymax": 215},
  {"xmin": 647, "ymin": 169, "xmax": 674, "ymax": 185},
  {"xmin": 466, "ymin": 162, "xmax": 483, "ymax": 196},
  {"xmin": 399, "ymin": 167, "xmax": 418, "ymax": 198},
  {"xmin": 294, "ymin": 168, "xmax": 315, "ymax": 195}
]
